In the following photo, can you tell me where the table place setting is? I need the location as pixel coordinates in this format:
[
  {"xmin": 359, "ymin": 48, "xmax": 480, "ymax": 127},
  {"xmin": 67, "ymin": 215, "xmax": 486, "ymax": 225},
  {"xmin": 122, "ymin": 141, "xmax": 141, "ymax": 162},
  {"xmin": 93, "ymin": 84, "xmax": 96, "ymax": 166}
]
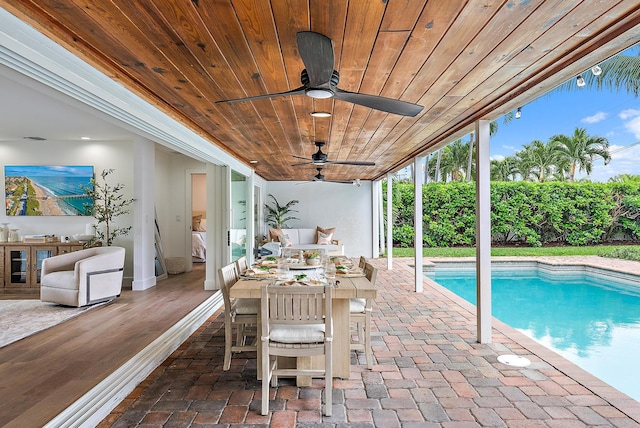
[
  {"xmin": 241, "ymin": 265, "xmax": 278, "ymax": 279},
  {"xmin": 335, "ymin": 265, "xmax": 365, "ymax": 277}
]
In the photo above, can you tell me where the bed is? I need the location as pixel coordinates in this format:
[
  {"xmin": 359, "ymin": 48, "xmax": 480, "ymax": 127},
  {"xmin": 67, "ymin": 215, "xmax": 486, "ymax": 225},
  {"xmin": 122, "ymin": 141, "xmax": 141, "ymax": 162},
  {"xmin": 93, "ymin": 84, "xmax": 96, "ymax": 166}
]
[
  {"xmin": 192, "ymin": 214, "xmax": 207, "ymax": 263},
  {"xmin": 192, "ymin": 231, "xmax": 206, "ymax": 262}
]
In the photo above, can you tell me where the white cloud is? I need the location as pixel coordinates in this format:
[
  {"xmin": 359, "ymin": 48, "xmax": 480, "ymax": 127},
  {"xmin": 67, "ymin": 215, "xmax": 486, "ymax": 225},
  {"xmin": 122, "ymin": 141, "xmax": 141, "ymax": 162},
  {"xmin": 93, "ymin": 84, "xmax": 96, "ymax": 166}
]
[
  {"xmin": 581, "ymin": 111, "xmax": 608, "ymax": 124},
  {"xmin": 578, "ymin": 143, "xmax": 640, "ymax": 182},
  {"xmin": 491, "ymin": 154, "xmax": 505, "ymax": 161},
  {"xmin": 619, "ymin": 108, "xmax": 640, "ymax": 120},
  {"xmin": 623, "ymin": 116, "xmax": 640, "ymax": 140}
]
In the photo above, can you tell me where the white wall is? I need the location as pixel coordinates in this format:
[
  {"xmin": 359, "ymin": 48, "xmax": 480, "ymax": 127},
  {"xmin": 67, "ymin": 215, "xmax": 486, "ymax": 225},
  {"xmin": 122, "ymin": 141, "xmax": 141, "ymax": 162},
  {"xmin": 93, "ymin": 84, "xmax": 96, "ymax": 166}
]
[
  {"xmin": 265, "ymin": 181, "xmax": 374, "ymax": 257},
  {"xmin": 0, "ymin": 139, "xmax": 135, "ymax": 275}
]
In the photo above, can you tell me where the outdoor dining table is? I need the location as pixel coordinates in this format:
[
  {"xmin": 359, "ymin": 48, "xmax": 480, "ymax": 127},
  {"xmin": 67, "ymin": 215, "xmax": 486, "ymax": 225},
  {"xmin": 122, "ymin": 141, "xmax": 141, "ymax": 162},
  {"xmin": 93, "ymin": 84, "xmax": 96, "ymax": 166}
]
[{"xmin": 229, "ymin": 272, "xmax": 377, "ymax": 384}]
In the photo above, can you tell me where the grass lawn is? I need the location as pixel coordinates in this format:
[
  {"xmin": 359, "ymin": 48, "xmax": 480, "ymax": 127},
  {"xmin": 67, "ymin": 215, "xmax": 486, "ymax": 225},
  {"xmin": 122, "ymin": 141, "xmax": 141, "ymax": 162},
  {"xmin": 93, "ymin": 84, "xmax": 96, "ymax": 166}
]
[{"xmin": 391, "ymin": 245, "xmax": 640, "ymax": 260}]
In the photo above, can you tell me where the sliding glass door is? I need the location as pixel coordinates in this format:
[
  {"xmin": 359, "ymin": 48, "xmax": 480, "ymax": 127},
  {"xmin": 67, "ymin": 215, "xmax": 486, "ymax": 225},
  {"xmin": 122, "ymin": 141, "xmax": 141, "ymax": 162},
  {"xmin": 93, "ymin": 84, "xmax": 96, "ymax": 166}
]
[{"xmin": 230, "ymin": 170, "xmax": 247, "ymax": 261}]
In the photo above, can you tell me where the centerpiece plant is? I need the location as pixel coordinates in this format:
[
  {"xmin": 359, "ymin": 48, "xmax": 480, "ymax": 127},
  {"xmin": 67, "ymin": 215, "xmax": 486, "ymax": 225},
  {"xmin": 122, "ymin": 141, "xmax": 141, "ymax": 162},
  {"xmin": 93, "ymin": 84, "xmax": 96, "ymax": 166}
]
[{"xmin": 304, "ymin": 249, "xmax": 320, "ymax": 265}]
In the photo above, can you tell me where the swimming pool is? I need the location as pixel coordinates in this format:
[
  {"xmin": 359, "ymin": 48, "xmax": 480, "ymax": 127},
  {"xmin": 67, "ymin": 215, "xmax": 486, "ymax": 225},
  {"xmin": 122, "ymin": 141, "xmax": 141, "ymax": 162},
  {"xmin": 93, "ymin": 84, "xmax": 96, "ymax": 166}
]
[{"xmin": 425, "ymin": 261, "xmax": 640, "ymax": 402}]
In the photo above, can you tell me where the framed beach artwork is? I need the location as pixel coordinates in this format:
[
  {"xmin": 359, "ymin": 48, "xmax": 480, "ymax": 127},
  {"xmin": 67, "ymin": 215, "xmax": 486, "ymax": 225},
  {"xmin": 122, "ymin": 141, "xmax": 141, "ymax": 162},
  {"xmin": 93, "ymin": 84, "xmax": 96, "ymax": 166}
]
[{"xmin": 4, "ymin": 165, "xmax": 94, "ymax": 216}]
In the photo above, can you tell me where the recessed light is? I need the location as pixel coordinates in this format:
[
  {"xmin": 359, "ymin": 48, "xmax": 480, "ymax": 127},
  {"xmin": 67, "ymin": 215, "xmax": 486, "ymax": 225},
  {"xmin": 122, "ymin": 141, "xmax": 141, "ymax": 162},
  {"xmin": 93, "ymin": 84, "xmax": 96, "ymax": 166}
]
[
  {"xmin": 310, "ymin": 111, "xmax": 331, "ymax": 118},
  {"xmin": 81, "ymin": 136, "xmax": 91, "ymax": 140},
  {"xmin": 249, "ymin": 160, "xmax": 258, "ymax": 164}
]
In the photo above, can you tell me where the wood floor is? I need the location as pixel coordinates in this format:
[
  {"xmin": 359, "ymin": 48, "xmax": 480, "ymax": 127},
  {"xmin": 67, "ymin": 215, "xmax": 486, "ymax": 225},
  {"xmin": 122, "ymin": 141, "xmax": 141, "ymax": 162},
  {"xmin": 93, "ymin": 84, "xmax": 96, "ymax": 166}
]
[{"xmin": 0, "ymin": 265, "xmax": 211, "ymax": 427}]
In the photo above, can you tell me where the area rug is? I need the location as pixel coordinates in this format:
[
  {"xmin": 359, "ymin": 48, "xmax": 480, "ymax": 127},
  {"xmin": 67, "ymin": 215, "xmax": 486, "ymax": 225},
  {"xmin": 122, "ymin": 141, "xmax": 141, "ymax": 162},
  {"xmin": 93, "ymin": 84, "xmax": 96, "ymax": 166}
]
[{"xmin": 0, "ymin": 300, "xmax": 103, "ymax": 348}]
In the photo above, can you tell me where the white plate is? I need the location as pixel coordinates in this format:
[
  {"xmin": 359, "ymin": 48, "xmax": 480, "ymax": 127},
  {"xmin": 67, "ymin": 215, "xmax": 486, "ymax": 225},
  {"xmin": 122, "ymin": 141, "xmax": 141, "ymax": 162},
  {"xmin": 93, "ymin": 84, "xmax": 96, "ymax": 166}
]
[{"xmin": 286, "ymin": 263, "xmax": 320, "ymax": 270}]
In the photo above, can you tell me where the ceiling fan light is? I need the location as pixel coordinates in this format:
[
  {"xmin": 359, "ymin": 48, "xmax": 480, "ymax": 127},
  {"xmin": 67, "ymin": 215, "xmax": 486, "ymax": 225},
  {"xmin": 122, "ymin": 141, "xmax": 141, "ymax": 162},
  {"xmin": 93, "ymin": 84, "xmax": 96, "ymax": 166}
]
[
  {"xmin": 310, "ymin": 111, "xmax": 331, "ymax": 117},
  {"xmin": 306, "ymin": 88, "xmax": 334, "ymax": 99}
]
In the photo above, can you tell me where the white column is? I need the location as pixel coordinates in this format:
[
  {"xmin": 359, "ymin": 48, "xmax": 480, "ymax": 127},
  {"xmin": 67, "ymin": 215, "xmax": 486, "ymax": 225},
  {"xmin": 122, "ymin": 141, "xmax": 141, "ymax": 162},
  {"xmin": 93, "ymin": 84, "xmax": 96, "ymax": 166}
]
[
  {"xmin": 475, "ymin": 120, "xmax": 492, "ymax": 343},
  {"xmin": 386, "ymin": 172, "xmax": 393, "ymax": 270},
  {"xmin": 372, "ymin": 180, "xmax": 380, "ymax": 258},
  {"xmin": 132, "ymin": 137, "xmax": 157, "ymax": 291},
  {"xmin": 205, "ymin": 163, "xmax": 227, "ymax": 290},
  {"xmin": 247, "ymin": 171, "xmax": 255, "ymax": 265},
  {"xmin": 414, "ymin": 156, "xmax": 423, "ymax": 292}
]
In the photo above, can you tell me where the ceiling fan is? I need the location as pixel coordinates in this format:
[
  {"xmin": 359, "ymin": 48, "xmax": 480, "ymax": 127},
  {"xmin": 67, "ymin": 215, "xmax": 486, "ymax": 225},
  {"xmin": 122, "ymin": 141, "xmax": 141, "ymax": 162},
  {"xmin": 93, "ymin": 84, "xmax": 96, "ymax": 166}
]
[
  {"xmin": 303, "ymin": 167, "xmax": 361, "ymax": 186},
  {"xmin": 291, "ymin": 141, "xmax": 375, "ymax": 167},
  {"xmin": 216, "ymin": 31, "xmax": 424, "ymax": 117}
]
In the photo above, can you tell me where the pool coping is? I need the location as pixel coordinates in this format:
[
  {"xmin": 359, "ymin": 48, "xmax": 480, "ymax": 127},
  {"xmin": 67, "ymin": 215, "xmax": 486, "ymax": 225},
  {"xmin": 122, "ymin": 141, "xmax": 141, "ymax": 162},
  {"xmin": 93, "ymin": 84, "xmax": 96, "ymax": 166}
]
[{"xmin": 421, "ymin": 255, "xmax": 640, "ymax": 422}]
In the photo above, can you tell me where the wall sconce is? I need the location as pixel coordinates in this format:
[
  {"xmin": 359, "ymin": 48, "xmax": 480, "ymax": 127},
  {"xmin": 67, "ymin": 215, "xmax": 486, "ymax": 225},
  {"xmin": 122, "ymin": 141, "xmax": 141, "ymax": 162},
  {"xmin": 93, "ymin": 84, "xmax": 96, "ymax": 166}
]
[
  {"xmin": 576, "ymin": 74, "xmax": 586, "ymax": 87},
  {"xmin": 515, "ymin": 107, "xmax": 522, "ymax": 119}
]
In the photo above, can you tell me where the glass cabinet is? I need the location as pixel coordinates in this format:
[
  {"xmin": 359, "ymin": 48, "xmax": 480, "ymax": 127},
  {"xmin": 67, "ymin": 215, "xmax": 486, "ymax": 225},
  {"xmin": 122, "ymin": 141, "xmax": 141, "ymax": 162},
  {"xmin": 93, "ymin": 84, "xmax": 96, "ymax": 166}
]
[{"xmin": 1, "ymin": 243, "xmax": 83, "ymax": 290}]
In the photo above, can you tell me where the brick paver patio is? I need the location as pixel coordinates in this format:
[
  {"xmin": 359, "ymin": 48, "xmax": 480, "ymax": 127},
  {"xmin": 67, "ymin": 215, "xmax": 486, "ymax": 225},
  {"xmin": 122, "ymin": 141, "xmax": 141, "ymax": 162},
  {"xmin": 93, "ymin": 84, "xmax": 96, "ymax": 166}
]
[{"xmin": 101, "ymin": 257, "xmax": 640, "ymax": 427}]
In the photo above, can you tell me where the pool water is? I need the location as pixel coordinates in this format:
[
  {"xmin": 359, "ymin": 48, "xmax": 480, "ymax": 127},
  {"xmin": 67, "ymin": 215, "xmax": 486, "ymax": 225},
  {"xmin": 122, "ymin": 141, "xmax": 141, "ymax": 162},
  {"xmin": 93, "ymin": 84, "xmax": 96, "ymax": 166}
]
[{"xmin": 428, "ymin": 266, "xmax": 640, "ymax": 402}]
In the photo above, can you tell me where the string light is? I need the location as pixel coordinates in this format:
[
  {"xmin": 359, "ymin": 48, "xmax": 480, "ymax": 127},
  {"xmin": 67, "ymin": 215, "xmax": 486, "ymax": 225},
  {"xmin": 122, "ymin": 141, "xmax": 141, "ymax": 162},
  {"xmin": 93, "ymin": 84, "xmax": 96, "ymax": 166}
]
[
  {"xmin": 515, "ymin": 107, "xmax": 522, "ymax": 119},
  {"xmin": 576, "ymin": 75, "xmax": 586, "ymax": 87},
  {"xmin": 591, "ymin": 65, "xmax": 602, "ymax": 76}
]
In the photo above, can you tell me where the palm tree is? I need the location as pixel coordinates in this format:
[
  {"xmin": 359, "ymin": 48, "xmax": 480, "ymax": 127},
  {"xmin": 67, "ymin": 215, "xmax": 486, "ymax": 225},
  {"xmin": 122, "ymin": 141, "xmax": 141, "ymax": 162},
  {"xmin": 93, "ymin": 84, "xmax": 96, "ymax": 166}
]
[
  {"xmin": 490, "ymin": 157, "xmax": 517, "ymax": 181},
  {"xmin": 440, "ymin": 139, "xmax": 470, "ymax": 182},
  {"xmin": 517, "ymin": 140, "xmax": 559, "ymax": 182},
  {"xmin": 550, "ymin": 128, "xmax": 611, "ymax": 182}
]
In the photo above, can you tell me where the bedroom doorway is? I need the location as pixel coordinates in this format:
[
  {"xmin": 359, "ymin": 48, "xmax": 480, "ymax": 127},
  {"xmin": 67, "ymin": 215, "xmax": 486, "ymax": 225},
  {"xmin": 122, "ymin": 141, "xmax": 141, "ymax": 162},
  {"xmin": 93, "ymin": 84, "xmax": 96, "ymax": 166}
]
[{"xmin": 191, "ymin": 173, "xmax": 207, "ymax": 264}]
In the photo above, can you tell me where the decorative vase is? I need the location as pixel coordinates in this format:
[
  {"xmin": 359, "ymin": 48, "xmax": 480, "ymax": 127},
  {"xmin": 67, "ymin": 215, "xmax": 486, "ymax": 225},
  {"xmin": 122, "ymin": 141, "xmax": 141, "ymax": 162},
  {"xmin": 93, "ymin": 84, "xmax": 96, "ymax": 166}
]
[
  {"xmin": 0, "ymin": 223, "xmax": 8, "ymax": 242},
  {"xmin": 306, "ymin": 257, "xmax": 320, "ymax": 266},
  {"xmin": 8, "ymin": 228, "xmax": 20, "ymax": 242}
]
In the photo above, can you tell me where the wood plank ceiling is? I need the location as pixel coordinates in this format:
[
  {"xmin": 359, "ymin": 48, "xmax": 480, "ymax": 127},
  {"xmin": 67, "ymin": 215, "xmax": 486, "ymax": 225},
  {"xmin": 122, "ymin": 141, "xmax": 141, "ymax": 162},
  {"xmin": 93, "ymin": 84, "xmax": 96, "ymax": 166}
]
[{"xmin": 2, "ymin": 1, "xmax": 640, "ymax": 182}]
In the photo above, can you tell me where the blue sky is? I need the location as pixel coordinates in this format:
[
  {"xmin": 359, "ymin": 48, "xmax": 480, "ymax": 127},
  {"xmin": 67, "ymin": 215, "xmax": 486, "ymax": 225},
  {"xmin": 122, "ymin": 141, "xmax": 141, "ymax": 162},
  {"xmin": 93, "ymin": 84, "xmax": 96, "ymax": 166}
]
[{"xmin": 489, "ymin": 80, "xmax": 640, "ymax": 182}]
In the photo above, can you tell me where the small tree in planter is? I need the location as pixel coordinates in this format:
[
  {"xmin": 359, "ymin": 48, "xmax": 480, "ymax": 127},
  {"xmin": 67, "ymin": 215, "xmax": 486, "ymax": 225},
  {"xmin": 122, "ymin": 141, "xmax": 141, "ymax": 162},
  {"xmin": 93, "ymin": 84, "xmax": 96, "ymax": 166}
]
[
  {"xmin": 81, "ymin": 169, "xmax": 135, "ymax": 246},
  {"xmin": 265, "ymin": 194, "xmax": 299, "ymax": 228}
]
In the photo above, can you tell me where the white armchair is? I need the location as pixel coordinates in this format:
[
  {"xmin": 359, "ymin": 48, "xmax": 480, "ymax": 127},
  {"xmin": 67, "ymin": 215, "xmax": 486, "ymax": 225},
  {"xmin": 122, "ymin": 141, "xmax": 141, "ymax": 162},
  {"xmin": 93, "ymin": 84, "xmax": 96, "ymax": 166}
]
[{"xmin": 40, "ymin": 246, "xmax": 126, "ymax": 307}]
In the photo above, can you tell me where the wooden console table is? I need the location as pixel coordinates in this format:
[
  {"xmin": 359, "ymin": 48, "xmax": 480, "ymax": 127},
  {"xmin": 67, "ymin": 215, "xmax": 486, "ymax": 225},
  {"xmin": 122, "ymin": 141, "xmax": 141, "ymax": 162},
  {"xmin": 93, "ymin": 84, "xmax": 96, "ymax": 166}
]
[{"xmin": 0, "ymin": 242, "xmax": 84, "ymax": 294}]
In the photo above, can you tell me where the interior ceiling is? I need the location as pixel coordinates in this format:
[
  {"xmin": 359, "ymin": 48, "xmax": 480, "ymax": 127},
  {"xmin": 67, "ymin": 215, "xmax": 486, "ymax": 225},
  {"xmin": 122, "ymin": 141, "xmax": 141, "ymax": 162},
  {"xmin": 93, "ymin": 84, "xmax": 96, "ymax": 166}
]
[{"xmin": 2, "ymin": 1, "xmax": 640, "ymax": 182}]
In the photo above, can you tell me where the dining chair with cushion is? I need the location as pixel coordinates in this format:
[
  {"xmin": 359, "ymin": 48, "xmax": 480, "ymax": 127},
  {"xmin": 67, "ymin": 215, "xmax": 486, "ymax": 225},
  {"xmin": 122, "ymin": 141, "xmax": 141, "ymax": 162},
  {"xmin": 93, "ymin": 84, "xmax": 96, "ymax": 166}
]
[
  {"xmin": 350, "ymin": 261, "xmax": 377, "ymax": 369},
  {"xmin": 261, "ymin": 284, "xmax": 333, "ymax": 416},
  {"xmin": 358, "ymin": 255, "xmax": 366, "ymax": 269},
  {"xmin": 218, "ymin": 263, "xmax": 259, "ymax": 371},
  {"xmin": 235, "ymin": 255, "xmax": 250, "ymax": 277}
]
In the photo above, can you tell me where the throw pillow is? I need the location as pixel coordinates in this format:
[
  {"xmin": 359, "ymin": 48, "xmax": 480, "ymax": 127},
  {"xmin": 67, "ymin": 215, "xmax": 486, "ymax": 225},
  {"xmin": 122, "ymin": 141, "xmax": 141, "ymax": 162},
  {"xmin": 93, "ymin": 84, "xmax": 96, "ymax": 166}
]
[
  {"xmin": 269, "ymin": 228, "xmax": 283, "ymax": 242},
  {"xmin": 278, "ymin": 233, "xmax": 292, "ymax": 247},
  {"xmin": 315, "ymin": 226, "xmax": 336, "ymax": 244},
  {"xmin": 317, "ymin": 231, "xmax": 333, "ymax": 245},
  {"xmin": 198, "ymin": 218, "xmax": 207, "ymax": 232},
  {"xmin": 192, "ymin": 215, "xmax": 202, "ymax": 231}
]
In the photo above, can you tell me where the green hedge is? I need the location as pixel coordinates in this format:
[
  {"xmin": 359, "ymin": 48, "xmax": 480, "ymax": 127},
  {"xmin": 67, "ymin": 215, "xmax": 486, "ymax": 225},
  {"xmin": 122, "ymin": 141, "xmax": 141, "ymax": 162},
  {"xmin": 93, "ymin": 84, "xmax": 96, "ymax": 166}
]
[{"xmin": 385, "ymin": 181, "xmax": 640, "ymax": 247}]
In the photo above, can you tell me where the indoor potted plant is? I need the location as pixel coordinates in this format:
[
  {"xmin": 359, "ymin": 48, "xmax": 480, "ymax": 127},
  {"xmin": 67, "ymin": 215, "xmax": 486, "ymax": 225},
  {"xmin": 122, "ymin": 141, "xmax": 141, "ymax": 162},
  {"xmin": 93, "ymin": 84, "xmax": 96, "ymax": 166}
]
[
  {"xmin": 80, "ymin": 168, "xmax": 135, "ymax": 246},
  {"xmin": 265, "ymin": 194, "xmax": 299, "ymax": 229}
]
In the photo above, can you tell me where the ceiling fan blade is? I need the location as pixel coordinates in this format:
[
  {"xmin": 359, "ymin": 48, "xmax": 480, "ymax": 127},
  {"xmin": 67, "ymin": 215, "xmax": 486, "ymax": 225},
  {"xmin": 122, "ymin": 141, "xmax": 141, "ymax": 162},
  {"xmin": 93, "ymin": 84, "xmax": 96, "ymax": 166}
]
[
  {"xmin": 216, "ymin": 86, "xmax": 306, "ymax": 104},
  {"xmin": 326, "ymin": 179, "xmax": 355, "ymax": 184},
  {"xmin": 333, "ymin": 88, "xmax": 423, "ymax": 117},
  {"xmin": 326, "ymin": 160, "xmax": 376, "ymax": 166},
  {"xmin": 297, "ymin": 31, "xmax": 334, "ymax": 86},
  {"xmin": 291, "ymin": 155, "xmax": 311, "ymax": 161},
  {"xmin": 291, "ymin": 161, "xmax": 312, "ymax": 167}
]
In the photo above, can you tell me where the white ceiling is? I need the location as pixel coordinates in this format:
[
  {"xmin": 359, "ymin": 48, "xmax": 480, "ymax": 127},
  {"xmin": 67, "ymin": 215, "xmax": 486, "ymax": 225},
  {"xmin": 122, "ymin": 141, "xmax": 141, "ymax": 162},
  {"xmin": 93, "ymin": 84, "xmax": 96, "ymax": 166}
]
[{"xmin": 0, "ymin": 63, "xmax": 133, "ymax": 143}]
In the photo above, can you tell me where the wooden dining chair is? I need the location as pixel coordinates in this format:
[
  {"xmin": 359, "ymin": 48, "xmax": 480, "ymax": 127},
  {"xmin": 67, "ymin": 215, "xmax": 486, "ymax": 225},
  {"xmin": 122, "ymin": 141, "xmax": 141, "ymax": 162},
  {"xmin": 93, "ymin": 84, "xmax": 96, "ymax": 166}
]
[
  {"xmin": 261, "ymin": 284, "xmax": 333, "ymax": 416},
  {"xmin": 218, "ymin": 263, "xmax": 258, "ymax": 371},
  {"xmin": 358, "ymin": 256, "xmax": 366, "ymax": 269},
  {"xmin": 350, "ymin": 261, "xmax": 377, "ymax": 369},
  {"xmin": 235, "ymin": 255, "xmax": 250, "ymax": 276}
]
